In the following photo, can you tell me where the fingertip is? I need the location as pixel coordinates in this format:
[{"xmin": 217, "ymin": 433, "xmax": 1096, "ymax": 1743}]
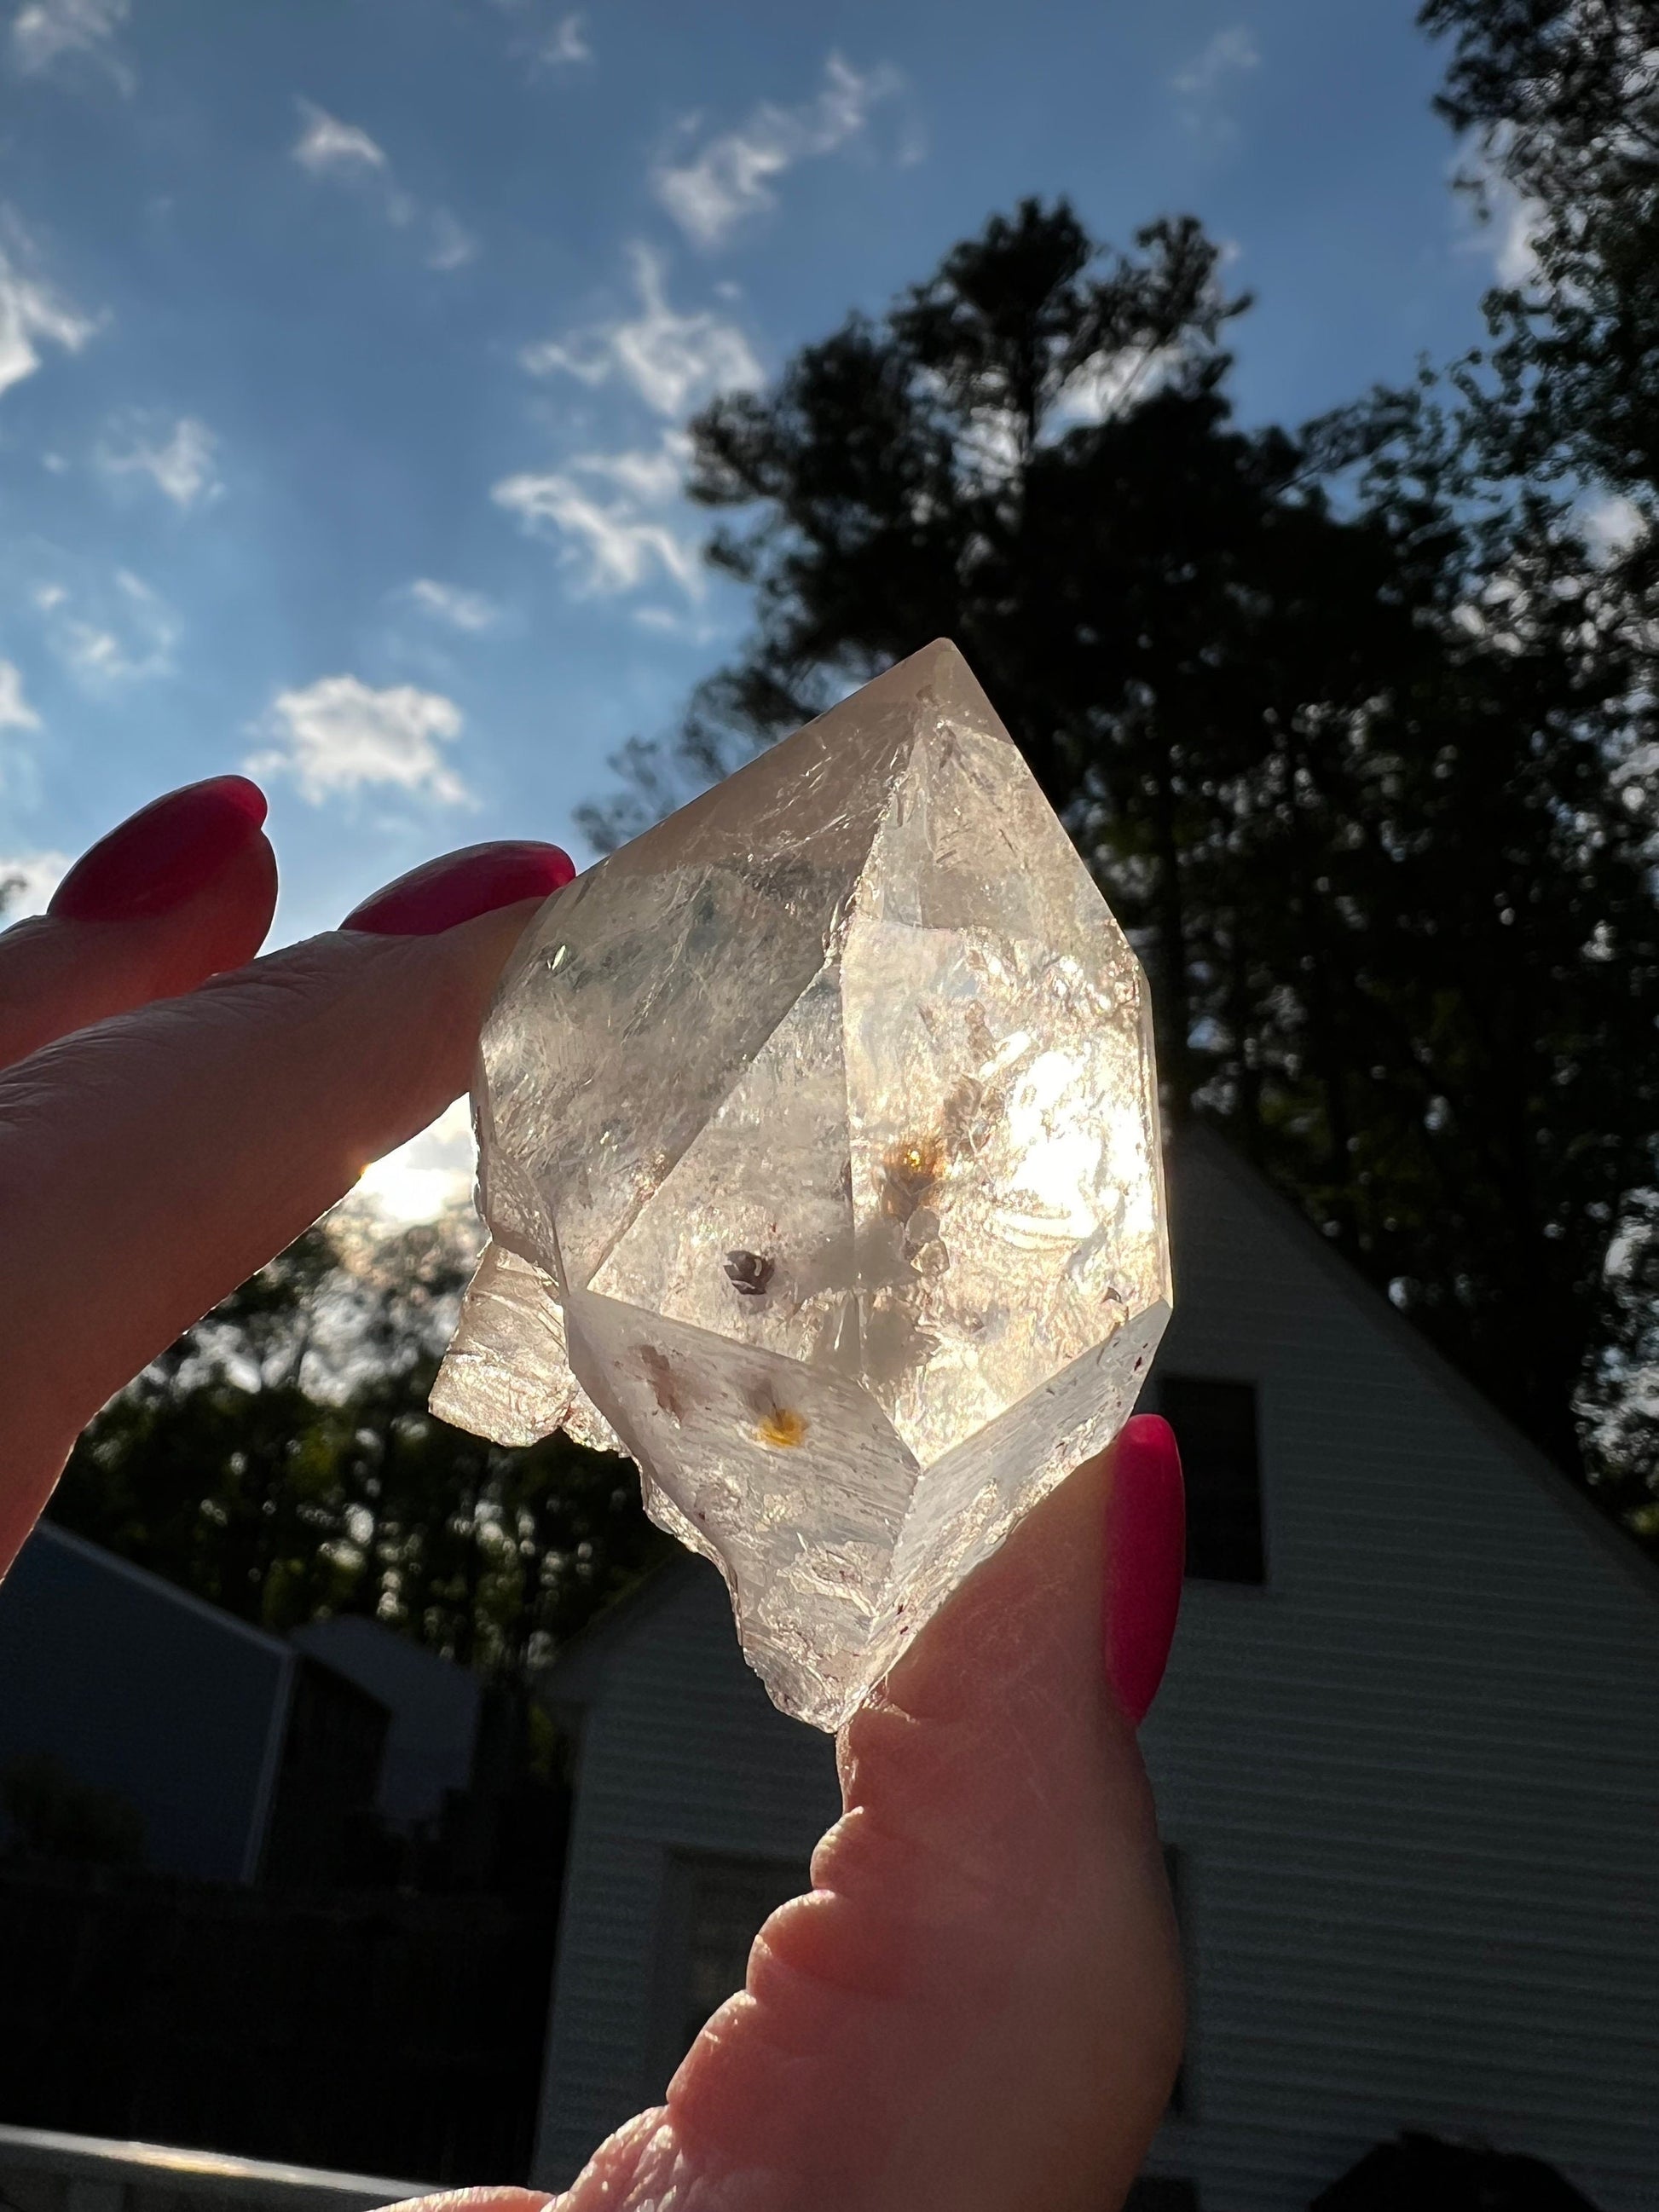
[
  {"xmin": 342, "ymin": 843, "xmax": 576, "ymax": 936},
  {"xmin": 208, "ymin": 774, "xmax": 269, "ymax": 830}
]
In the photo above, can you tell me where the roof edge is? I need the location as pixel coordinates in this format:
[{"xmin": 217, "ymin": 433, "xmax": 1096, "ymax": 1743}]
[
  {"xmin": 1173, "ymin": 1121, "xmax": 1659, "ymax": 1612},
  {"xmin": 33, "ymin": 1521, "xmax": 294, "ymax": 1658},
  {"xmin": 535, "ymin": 1552, "xmax": 705, "ymax": 1707}
]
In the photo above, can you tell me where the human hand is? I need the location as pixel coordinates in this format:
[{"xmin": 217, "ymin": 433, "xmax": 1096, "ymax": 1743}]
[{"xmin": 0, "ymin": 777, "xmax": 1187, "ymax": 2212}]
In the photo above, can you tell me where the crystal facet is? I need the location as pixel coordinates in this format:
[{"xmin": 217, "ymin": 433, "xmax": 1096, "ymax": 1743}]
[{"xmin": 432, "ymin": 640, "xmax": 1171, "ymax": 1730}]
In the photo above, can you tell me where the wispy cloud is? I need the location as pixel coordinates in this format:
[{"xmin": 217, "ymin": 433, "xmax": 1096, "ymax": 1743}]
[
  {"xmin": 0, "ymin": 656, "xmax": 42, "ymax": 731},
  {"xmin": 292, "ymin": 100, "xmax": 396, "ymax": 185},
  {"xmin": 0, "ymin": 845, "xmax": 69, "ymax": 917},
  {"xmin": 0, "ymin": 212, "xmax": 99, "ymax": 400},
  {"xmin": 1454, "ymin": 141, "xmax": 1544, "ymax": 288},
  {"xmin": 405, "ymin": 578, "xmax": 503, "ymax": 632},
  {"xmin": 291, "ymin": 100, "xmax": 476, "ymax": 273},
  {"xmin": 523, "ymin": 243, "xmax": 761, "ymax": 418},
  {"xmin": 247, "ymin": 673, "xmax": 472, "ymax": 806},
  {"xmin": 95, "ymin": 413, "xmax": 223, "ymax": 511},
  {"xmin": 494, "ymin": 430, "xmax": 702, "ymax": 599},
  {"xmin": 425, "ymin": 208, "xmax": 477, "ymax": 272},
  {"xmin": 39, "ymin": 569, "xmax": 177, "ymax": 690},
  {"xmin": 653, "ymin": 54, "xmax": 901, "ymax": 249},
  {"xmin": 488, "ymin": 0, "xmax": 592, "ymax": 74},
  {"xmin": 502, "ymin": 245, "xmax": 760, "ymax": 601},
  {"xmin": 1171, "ymin": 26, "xmax": 1259, "ymax": 140},
  {"xmin": 9, "ymin": 0, "xmax": 132, "ymax": 92},
  {"xmin": 536, "ymin": 10, "xmax": 589, "ymax": 67}
]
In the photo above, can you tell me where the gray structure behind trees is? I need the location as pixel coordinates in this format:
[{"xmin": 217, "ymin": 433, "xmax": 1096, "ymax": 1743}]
[{"xmin": 0, "ymin": 1525, "xmax": 303, "ymax": 1885}]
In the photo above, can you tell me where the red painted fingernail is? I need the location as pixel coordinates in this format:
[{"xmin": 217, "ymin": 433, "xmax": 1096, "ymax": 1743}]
[
  {"xmin": 341, "ymin": 841, "xmax": 575, "ymax": 935},
  {"xmin": 49, "ymin": 776, "xmax": 268, "ymax": 922},
  {"xmin": 1103, "ymin": 1415, "xmax": 1185, "ymax": 1728}
]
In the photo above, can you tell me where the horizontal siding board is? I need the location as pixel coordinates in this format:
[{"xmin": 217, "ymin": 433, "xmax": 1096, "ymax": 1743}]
[{"xmin": 535, "ymin": 1139, "xmax": 1659, "ymax": 2209}]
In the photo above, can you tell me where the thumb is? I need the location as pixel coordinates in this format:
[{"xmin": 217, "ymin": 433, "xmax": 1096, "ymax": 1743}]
[
  {"xmin": 561, "ymin": 1420, "xmax": 1187, "ymax": 2212},
  {"xmin": 0, "ymin": 846, "xmax": 569, "ymax": 1566}
]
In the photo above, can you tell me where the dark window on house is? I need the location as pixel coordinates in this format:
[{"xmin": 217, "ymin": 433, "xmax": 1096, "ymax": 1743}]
[
  {"xmin": 650, "ymin": 1851, "xmax": 806, "ymax": 2074},
  {"xmin": 1163, "ymin": 1845, "xmax": 1188, "ymax": 2116},
  {"xmin": 1157, "ymin": 1376, "xmax": 1265, "ymax": 1585}
]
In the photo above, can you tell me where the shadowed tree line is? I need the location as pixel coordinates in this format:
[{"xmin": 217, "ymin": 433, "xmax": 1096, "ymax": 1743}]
[
  {"xmin": 579, "ymin": 6, "xmax": 1659, "ymax": 1550},
  {"xmin": 47, "ymin": 1216, "xmax": 668, "ymax": 1673}
]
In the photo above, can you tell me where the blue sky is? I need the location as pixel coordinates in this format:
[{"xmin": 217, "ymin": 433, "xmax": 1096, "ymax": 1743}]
[{"xmin": 0, "ymin": 0, "xmax": 1506, "ymax": 1207}]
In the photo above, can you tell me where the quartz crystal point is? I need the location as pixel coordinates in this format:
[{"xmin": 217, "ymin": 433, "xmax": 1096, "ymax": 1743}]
[{"xmin": 432, "ymin": 640, "xmax": 1171, "ymax": 1730}]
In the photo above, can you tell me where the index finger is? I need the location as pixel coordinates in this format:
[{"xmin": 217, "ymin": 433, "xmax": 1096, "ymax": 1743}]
[
  {"xmin": 0, "ymin": 877, "xmax": 561, "ymax": 1569},
  {"xmin": 0, "ymin": 777, "xmax": 277, "ymax": 1069}
]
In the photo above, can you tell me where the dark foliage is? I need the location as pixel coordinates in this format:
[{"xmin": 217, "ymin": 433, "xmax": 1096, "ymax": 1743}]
[
  {"xmin": 1421, "ymin": 0, "xmax": 1659, "ymax": 535},
  {"xmin": 580, "ymin": 194, "xmax": 1658, "ymax": 1528},
  {"xmin": 1417, "ymin": 0, "xmax": 1659, "ymax": 1536},
  {"xmin": 1311, "ymin": 2127, "xmax": 1602, "ymax": 2209},
  {"xmin": 50, "ymin": 1216, "xmax": 669, "ymax": 1678}
]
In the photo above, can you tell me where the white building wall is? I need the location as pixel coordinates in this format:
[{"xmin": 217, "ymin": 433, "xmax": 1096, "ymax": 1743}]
[
  {"xmin": 535, "ymin": 1137, "xmax": 1659, "ymax": 2209},
  {"xmin": 537, "ymin": 1571, "xmax": 837, "ymax": 2185},
  {"xmin": 1137, "ymin": 1139, "xmax": 1659, "ymax": 2209}
]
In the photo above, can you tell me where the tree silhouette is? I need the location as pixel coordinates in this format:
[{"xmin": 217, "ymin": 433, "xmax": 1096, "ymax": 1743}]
[
  {"xmin": 580, "ymin": 197, "xmax": 1658, "ymax": 1523},
  {"xmin": 51, "ymin": 1214, "xmax": 668, "ymax": 1676},
  {"xmin": 1421, "ymin": 0, "xmax": 1659, "ymax": 534}
]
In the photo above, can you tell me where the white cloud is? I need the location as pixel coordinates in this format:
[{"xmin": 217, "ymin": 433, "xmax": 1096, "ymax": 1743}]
[
  {"xmin": 43, "ymin": 569, "xmax": 177, "ymax": 690},
  {"xmin": 522, "ymin": 242, "xmax": 761, "ymax": 417},
  {"xmin": 0, "ymin": 846, "xmax": 69, "ymax": 918},
  {"xmin": 1455, "ymin": 146, "xmax": 1545, "ymax": 287},
  {"xmin": 1580, "ymin": 492, "xmax": 1648, "ymax": 560},
  {"xmin": 292, "ymin": 99, "xmax": 391, "ymax": 181},
  {"xmin": 355, "ymin": 1097, "xmax": 476, "ymax": 1223},
  {"xmin": 0, "ymin": 214, "xmax": 99, "ymax": 400},
  {"xmin": 247, "ymin": 673, "xmax": 472, "ymax": 806},
  {"xmin": 1171, "ymin": 25, "xmax": 1259, "ymax": 137},
  {"xmin": 9, "ymin": 0, "xmax": 131, "ymax": 91},
  {"xmin": 501, "ymin": 248, "xmax": 756, "ymax": 601},
  {"xmin": 1055, "ymin": 345, "xmax": 1183, "ymax": 431},
  {"xmin": 653, "ymin": 53, "xmax": 901, "ymax": 248},
  {"xmin": 292, "ymin": 100, "xmax": 482, "ymax": 269},
  {"xmin": 494, "ymin": 431, "xmax": 702, "ymax": 598},
  {"xmin": 489, "ymin": 1, "xmax": 592, "ymax": 75},
  {"xmin": 95, "ymin": 413, "xmax": 223, "ymax": 510},
  {"xmin": 0, "ymin": 656, "xmax": 41, "ymax": 731},
  {"xmin": 426, "ymin": 208, "xmax": 477, "ymax": 271},
  {"xmin": 537, "ymin": 10, "xmax": 589, "ymax": 67},
  {"xmin": 406, "ymin": 578, "xmax": 503, "ymax": 632}
]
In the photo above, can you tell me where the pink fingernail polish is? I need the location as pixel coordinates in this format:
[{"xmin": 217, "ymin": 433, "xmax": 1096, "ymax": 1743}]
[
  {"xmin": 341, "ymin": 843, "xmax": 575, "ymax": 936},
  {"xmin": 49, "ymin": 777, "xmax": 269, "ymax": 922},
  {"xmin": 1102, "ymin": 1414, "xmax": 1185, "ymax": 1727}
]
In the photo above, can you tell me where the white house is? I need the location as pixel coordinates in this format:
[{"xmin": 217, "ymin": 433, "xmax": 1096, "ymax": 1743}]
[{"xmin": 529, "ymin": 1131, "xmax": 1659, "ymax": 2210}]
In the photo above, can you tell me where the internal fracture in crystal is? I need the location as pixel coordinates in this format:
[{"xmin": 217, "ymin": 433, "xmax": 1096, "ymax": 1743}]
[{"xmin": 431, "ymin": 639, "xmax": 1171, "ymax": 1730}]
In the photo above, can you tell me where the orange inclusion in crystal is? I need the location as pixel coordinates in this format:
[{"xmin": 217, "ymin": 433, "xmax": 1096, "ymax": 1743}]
[{"xmin": 755, "ymin": 1406, "xmax": 809, "ymax": 1449}]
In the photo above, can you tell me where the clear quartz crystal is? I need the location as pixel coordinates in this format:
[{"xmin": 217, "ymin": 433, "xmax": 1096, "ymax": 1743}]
[{"xmin": 431, "ymin": 640, "xmax": 1171, "ymax": 1730}]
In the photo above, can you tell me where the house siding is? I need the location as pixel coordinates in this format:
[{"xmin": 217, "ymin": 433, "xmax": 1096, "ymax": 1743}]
[
  {"xmin": 538, "ymin": 1574, "xmax": 838, "ymax": 2184},
  {"xmin": 535, "ymin": 1138, "xmax": 1659, "ymax": 2209},
  {"xmin": 1138, "ymin": 1141, "xmax": 1659, "ymax": 2209}
]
